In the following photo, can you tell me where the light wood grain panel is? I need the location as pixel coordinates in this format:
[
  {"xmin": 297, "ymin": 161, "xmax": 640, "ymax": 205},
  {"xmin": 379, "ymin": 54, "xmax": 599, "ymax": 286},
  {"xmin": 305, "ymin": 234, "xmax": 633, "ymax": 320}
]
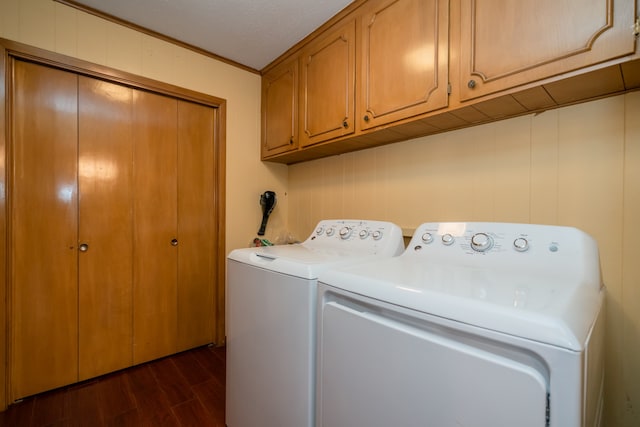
[
  {"xmin": 382, "ymin": 137, "xmax": 426, "ymax": 226},
  {"xmin": 300, "ymin": 20, "xmax": 355, "ymax": 147},
  {"xmin": 176, "ymin": 100, "xmax": 215, "ymax": 351},
  {"xmin": 556, "ymin": 97, "xmax": 625, "ymax": 425},
  {"xmin": 0, "ymin": 0, "xmax": 20, "ymax": 41},
  {"xmin": 262, "ymin": 58, "xmax": 298, "ymax": 157},
  {"xmin": 360, "ymin": 0, "xmax": 449, "ymax": 129},
  {"xmin": 464, "ymin": 123, "xmax": 496, "ymax": 221},
  {"xmin": 0, "ymin": 35, "xmax": 6, "ymax": 413},
  {"xmin": 312, "ymin": 156, "xmax": 341, "ymax": 221},
  {"xmin": 491, "ymin": 116, "xmax": 531, "ymax": 223},
  {"xmin": 17, "ymin": 0, "xmax": 56, "ymax": 51},
  {"xmin": 132, "ymin": 90, "xmax": 178, "ymax": 364},
  {"xmin": 78, "ymin": 76, "xmax": 133, "ymax": 380},
  {"xmin": 52, "ymin": 2, "xmax": 77, "ymax": 58},
  {"xmin": 76, "ymin": 12, "xmax": 108, "ymax": 65},
  {"xmin": 458, "ymin": 0, "xmax": 636, "ymax": 101},
  {"xmin": 11, "ymin": 60, "xmax": 78, "ymax": 400},
  {"xmin": 346, "ymin": 149, "xmax": 380, "ymax": 219},
  {"xmin": 530, "ymin": 110, "xmax": 560, "ymax": 225},
  {"xmin": 107, "ymin": 24, "xmax": 143, "ymax": 75},
  {"xmin": 622, "ymin": 91, "xmax": 640, "ymax": 427}
]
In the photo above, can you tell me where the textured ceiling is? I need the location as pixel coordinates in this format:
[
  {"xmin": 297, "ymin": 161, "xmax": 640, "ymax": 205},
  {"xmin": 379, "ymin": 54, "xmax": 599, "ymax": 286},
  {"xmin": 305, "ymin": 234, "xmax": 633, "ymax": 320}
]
[{"xmin": 68, "ymin": 0, "xmax": 354, "ymax": 70}]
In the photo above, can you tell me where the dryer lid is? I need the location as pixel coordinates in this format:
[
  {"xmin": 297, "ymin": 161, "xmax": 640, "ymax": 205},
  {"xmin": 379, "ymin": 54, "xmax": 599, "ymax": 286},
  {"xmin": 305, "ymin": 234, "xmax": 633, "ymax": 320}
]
[{"xmin": 319, "ymin": 256, "xmax": 604, "ymax": 351}]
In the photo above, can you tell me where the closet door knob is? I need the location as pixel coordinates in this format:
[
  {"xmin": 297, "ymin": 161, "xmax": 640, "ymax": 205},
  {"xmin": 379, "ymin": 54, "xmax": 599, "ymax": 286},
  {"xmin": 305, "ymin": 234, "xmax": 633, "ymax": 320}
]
[
  {"xmin": 171, "ymin": 238, "xmax": 178, "ymax": 246},
  {"xmin": 79, "ymin": 243, "xmax": 89, "ymax": 252}
]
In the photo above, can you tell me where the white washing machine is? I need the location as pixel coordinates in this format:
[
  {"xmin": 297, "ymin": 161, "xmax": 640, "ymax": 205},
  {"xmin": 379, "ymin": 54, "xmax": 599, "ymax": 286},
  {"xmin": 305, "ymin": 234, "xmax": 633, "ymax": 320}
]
[
  {"xmin": 316, "ymin": 222, "xmax": 605, "ymax": 427},
  {"xmin": 226, "ymin": 219, "xmax": 404, "ymax": 427}
]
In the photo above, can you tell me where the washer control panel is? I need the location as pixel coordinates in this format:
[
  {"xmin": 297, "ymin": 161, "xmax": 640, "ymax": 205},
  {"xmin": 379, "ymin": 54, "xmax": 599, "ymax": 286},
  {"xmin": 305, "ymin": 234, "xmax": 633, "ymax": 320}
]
[{"xmin": 306, "ymin": 220, "xmax": 405, "ymax": 256}]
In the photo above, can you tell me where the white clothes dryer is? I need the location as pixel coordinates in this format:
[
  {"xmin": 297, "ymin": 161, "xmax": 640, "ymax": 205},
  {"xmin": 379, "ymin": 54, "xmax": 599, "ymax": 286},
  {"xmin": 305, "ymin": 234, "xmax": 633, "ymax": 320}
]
[
  {"xmin": 316, "ymin": 222, "xmax": 605, "ymax": 427},
  {"xmin": 226, "ymin": 219, "xmax": 404, "ymax": 427}
]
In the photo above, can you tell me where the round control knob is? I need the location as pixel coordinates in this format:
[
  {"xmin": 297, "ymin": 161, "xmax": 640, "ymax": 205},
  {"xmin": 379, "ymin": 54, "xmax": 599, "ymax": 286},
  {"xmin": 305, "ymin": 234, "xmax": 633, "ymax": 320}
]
[
  {"xmin": 316, "ymin": 226, "xmax": 324, "ymax": 235},
  {"xmin": 470, "ymin": 233, "xmax": 493, "ymax": 252},
  {"xmin": 339, "ymin": 226, "xmax": 352, "ymax": 240},
  {"xmin": 359, "ymin": 229, "xmax": 369, "ymax": 239},
  {"xmin": 371, "ymin": 230, "xmax": 383, "ymax": 240},
  {"xmin": 421, "ymin": 232, "xmax": 433, "ymax": 244},
  {"xmin": 513, "ymin": 237, "xmax": 529, "ymax": 252},
  {"xmin": 441, "ymin": 233, "xmax": 455, "ymax": 246},
  {"xmin": 326, "ymin": 228, "xmax": 335, "ymax": 236}
]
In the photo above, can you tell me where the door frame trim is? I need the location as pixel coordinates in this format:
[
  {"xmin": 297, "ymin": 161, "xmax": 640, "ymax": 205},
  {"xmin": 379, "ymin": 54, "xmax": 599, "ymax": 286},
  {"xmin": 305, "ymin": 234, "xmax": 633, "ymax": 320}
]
[{"xmin": 0, "ymin": 37, "xmax": 227, "ymax": 410}]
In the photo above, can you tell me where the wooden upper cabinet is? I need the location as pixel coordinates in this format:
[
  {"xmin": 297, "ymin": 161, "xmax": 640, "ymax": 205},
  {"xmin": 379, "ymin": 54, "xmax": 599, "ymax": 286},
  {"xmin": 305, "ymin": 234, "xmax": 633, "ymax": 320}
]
[
  {"xmin": 300, "ymin": 20, "xmax": 356, "ymax": 147},
  {"xmin": 262, "ymin": 57, "xmax": 299, "ymax": 157},
  {"xmin": 458, "ymin": 0, "xmax": 637, "ymax": 101},
  {"xmin": 359, "ymin": 0, "xmax": 449, "ymax": 130}
]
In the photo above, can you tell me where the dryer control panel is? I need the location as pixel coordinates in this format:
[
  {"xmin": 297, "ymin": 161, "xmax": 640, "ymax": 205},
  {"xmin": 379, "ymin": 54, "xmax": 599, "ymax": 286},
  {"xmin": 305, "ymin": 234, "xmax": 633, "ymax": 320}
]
[{"xmin": 407, "ymin": 222, "xmax": 600, "ymax": 282}]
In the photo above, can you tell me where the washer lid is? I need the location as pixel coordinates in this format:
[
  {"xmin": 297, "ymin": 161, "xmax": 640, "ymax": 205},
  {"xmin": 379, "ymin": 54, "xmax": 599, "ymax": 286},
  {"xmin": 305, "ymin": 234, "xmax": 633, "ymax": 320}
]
[
  {"xmin": 319, "ymin": 256, "xmax": 603, "ymax": 351},
  {"xmin": 228, "ymin": 244, "xmax": 389, "ymax": 279}
]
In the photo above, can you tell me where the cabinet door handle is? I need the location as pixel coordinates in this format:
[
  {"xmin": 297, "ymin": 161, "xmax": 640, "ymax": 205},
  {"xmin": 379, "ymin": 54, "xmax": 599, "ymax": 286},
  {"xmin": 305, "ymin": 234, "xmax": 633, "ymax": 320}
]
[
  {"xmin": 467, "ymin": 79, "xmax": 477, "ymax": 89},
  {"xmin": 79, "ymin": 243, "xmax": 89, "ymax": 252},
  {"xmin": 171, "ymin": 238, "xmax": 178, "ymax": 246},
  {"xmin": 342, "ymin": 120, "xmax": 349, "ymax": 128},
  {"xmin": 363, "ymin": 115, "xmax": 370, "ymax": 122},
  {"xmin": 289, "ymin": 137, "xmax": 294, "ymax": 145}
]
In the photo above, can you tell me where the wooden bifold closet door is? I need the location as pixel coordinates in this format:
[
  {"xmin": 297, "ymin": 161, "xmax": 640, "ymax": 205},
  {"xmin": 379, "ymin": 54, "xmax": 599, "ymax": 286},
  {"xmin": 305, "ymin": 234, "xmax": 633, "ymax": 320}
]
[
  {"xmin": 11, "ymin": 59, "xmax": 80, "ymax": 400},
  {"xmin": 10, "ymin": 59, "xmax": 216, "ymax": 401}
]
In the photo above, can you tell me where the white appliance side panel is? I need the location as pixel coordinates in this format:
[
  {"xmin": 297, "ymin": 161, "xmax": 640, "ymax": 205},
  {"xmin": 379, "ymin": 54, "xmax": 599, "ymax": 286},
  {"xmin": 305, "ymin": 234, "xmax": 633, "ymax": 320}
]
[
  {"xmin": 317, "ymin": 300, "xmax": 549, "ymax": 427},
  {"xmin": 226, "ymin": 260, "xmax": 316, "ymax": 427}
]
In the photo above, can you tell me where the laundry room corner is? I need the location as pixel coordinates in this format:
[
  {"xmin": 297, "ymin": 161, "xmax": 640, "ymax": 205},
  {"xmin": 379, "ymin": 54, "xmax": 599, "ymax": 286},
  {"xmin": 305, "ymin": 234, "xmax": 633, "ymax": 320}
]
[{"xmin": 286, "ymin": 91, "xmax": 640, "ymax": 427}]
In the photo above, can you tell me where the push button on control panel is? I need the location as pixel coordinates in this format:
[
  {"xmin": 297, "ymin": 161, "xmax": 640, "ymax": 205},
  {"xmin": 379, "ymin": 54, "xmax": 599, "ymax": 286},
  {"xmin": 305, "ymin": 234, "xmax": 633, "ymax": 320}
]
[
  {"xmin": 513, "ymin": 237, "xmax": 529, "ymax": 252},
  {"xmin": 441, "ymin": 233, "xmax": 455, "ymax": 246}
]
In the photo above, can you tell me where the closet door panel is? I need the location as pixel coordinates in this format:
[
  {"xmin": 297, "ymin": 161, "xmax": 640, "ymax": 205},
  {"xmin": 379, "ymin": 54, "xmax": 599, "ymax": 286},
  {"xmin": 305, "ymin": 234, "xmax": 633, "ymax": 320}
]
[
  {"xmin": 133, "ymin": 90, "xmax": 178, "ymax": 364},
  {"xmin": 78, "ymin": 76, "xmax": 134, "ymax": 379},
  {"xmin": 177, "ymin": 100, "xmax": 215, "ymax": 351},
  {"xmin": 11, "ymin": 60, "xmax": 79, "ymax": 400}
]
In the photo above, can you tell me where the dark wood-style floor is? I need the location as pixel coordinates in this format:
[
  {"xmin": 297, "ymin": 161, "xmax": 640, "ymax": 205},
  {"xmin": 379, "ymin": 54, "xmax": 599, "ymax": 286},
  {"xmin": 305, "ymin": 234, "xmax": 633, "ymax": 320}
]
[{"xmin": 0, "ymin": 345, "xmax": 226, "ymax": 427}]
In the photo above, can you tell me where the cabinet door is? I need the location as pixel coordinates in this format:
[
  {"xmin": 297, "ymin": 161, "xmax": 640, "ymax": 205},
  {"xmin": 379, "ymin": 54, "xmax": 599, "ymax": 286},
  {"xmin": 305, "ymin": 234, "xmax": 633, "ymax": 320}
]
[
  {"xmin": 458, "ymin": 0, "xmax": 637, "ymax": 101},
  {"xmin": 300, "ymin": 20, "xmax": 356, "ymax": 147},
  {"xmin": 176, "ymin": 100, "xmax": 215, "ymax": 351},
  {"xmin": 360, "ymin": 0, "xmax": 449, "ymax": 130},
  {"xmin": 133, "ymin": 91, "xmax": 178, "ymax": 364},
  {"xmin": 262, "ymin": 58, "xmax": 299, "ymax": 157},
  {"xmin": 11, "ymin": 60, "xmax": 79, "ymax": 400},
  {"xmin": 78, "ymin": 76, "xmax": 134, "ymax": 380}
]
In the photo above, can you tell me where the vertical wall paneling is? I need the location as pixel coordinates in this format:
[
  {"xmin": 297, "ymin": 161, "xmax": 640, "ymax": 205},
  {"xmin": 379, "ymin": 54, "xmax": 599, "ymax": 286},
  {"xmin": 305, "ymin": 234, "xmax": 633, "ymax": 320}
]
[
  {"xmin": 0, "ymin": 40, "xmax": 7, "ymax": 412},
  {"xmin": 287, "ymin": 93, "xmax": 640, "ymax": 426},
  {"xmin": 530, "ymin": 110, "xmax": 560, "ymax": 225},
  {"xmin": 53, "ymin": 2, "xmax": 77, "ymax": 57},
  {"xmin": 491, "ymin": 117, "xmax": 531, "ymax": 223},
  {"xmin": 622, "ymin": 91, "xmax": 640, "ymax": 427}
]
